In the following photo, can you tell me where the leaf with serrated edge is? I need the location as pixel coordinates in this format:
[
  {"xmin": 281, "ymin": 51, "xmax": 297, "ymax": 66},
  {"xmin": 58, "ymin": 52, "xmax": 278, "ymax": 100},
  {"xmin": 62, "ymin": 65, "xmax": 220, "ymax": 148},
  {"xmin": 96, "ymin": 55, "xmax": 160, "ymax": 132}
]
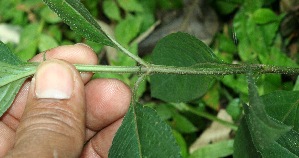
[
  {"xmin": 109, "ymin": 104, "xmax": 182, "ymax": 158},
  {"xmin": 43, "ymin": 0, "xmax": 115, "ymax": 47}
]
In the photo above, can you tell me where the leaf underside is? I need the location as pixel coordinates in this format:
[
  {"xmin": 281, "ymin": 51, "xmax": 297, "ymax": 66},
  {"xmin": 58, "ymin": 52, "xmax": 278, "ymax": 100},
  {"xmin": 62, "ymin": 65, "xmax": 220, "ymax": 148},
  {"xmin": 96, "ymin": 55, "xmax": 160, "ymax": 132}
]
[
  {"xmin": 0, "ymin": 79, "xmax": 26, "ymax": 117},
  {"xmin": 0, "ymin": 42, "xmax": 28, "ymax": 117},
  {"xmin": 151, "ymin": 32, "xmax": 221, "ymax": 102},
  {"xmin": 109, "ymin": 104, "xmax": 182, "ymax": 158}
]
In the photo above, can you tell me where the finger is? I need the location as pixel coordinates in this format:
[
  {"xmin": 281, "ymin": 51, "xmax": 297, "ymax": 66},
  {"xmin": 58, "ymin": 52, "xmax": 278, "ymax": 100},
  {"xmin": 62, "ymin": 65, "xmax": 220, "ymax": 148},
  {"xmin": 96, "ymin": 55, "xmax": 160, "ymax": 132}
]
[
  {"xmin": 1, "ymin": 44, "xmax": 97, "ymax": 156},
  {"xmin": 4, "ymin": 43, "xmax": 98, "ymax": 123},
  {"xmin": 81, "ymin": 79, "xmax": 131, "ymax": 158},
  {"xmin": 5, "ymin": 60, "xmax": 85, "ymax": 157},
  {"xmin": 0, "ymin": 81, "xmax": 30, "ymax": 157},
  {"xmin": 30, "ymin": 43, "xmax": 98, "ymax": 83},
  {"xmin": 84, "ymin": 79, "xmax": 131, "ymax": 132},
  {"xmin": 0, "ymin": 121, "xmax": 16, "ymax": 157},
  {"xmin": 81, "ymin": 119, "xmax": 123, "ymax": 158}
]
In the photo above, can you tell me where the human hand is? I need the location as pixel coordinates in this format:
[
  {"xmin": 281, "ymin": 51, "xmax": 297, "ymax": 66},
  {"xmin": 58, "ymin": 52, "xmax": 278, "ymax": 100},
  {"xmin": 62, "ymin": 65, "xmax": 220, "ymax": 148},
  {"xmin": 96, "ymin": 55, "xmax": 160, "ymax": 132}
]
[{"xmin": 0, "ymin": 44, "xmax": 131, "ymax": 157}]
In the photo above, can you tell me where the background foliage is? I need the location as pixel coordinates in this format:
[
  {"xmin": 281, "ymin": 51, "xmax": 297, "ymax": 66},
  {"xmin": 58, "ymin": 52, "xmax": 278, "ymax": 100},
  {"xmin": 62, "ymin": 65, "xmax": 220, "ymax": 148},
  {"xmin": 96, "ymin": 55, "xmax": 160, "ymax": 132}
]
[{"xmin": 1, "ymin": 0, "xmax": 299, "ymax": 157}]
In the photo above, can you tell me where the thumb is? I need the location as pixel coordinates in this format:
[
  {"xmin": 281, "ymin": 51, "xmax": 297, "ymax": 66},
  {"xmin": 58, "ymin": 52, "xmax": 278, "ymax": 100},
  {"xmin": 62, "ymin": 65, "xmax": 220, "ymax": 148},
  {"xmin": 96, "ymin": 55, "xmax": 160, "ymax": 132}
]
[{"xmin": 6, "ymin": 60, "xmax": 86, "ymax": 158}]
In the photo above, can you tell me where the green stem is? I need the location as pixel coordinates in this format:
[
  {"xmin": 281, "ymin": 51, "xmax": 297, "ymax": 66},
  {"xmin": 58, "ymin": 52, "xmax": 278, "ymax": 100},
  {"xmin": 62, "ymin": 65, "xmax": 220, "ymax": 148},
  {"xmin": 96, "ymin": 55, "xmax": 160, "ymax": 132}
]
[
  {"xmin": 186, "ymin": 105, "xmax": 238, "ymax": 131},
  {"xmin": 73, "ymin": 63, "xmax": 299, "ymax": 75},
  {"xmin": 27, "ymin": 62, "xmax": 299, "ymax": 75},
  {"xmin": 172, "ymin": 103, "xmax": 238, "ymax": 130},
  {"xmin": 75, "ymin": 64, "xmax": 141, "ymax": 73},
  {"xmin": 107, "ymin": 35, "xmax": 149, "ymax": 67},
  {"xmin": 132, "ymin": 74, "xmax": 148, "ymax": 104}
]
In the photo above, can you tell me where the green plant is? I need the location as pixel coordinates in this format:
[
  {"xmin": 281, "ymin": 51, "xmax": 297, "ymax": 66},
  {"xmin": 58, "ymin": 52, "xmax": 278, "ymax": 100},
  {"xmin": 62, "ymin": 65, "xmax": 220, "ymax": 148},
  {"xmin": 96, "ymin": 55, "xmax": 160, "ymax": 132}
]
[{"xmin": 1, "ymin": 0, "xmax": 299, "ymax": 157}]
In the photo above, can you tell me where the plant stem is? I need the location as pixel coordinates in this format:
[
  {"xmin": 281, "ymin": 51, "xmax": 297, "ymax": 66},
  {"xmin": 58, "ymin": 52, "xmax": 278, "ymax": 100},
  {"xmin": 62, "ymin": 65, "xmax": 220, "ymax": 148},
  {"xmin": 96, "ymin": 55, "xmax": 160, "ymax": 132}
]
[
  {"xmin": 74, "ymin": 63, "xmax": 299, "ymax": 75},
  {"xmin": 107, "ymin": 35, "xmax": 149, "ymax": 67},
  {"xmin": 75, "ymin": 64, "xmax": 141, "ymax": 73},
  {"xmin": 172, "ymin": 103, "xmax": 238, "ymax": 130},
  {"xmin": 27, "ymin": 62, "xmax": 299, "ymax": 75},
  {"xmin": 132, "ymin": 74, "xmax": 148, "ymax": 104},
  {"xmin": 185, "ymin": 105, "xmax": 238, "ymax": 131}
]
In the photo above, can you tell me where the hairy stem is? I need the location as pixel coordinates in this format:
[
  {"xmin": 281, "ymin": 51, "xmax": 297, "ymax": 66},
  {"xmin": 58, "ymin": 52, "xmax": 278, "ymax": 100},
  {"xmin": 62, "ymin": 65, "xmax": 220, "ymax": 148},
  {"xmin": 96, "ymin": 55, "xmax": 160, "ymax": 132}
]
[
  {"xmin": 132, "ymin": 74, "xmax": 148, "ymax": 104},
  {"xmin": 107, "ymin": 35, "xmax": 149, "ymax": 67},
  {"xmin": 26, "ymin": 62, "xmax": 299, "ymax": 75},
  {"xmin": 73, "ymin": 63, "xmax": 299, "ymax": 75}
]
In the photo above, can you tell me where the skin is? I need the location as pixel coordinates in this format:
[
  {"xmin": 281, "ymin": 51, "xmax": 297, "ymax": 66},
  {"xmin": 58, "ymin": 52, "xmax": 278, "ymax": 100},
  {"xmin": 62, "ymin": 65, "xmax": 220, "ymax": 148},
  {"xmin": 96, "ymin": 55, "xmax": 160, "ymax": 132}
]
[{"xmin": 0, "ymin": 44, "xmax": 131, "ymax": 157}]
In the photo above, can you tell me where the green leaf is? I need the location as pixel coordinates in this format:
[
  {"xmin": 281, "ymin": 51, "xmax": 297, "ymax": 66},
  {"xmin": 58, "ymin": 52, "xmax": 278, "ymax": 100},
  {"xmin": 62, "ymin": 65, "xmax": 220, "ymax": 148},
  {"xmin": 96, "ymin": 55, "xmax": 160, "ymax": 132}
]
[
  {"xmin": 246, "ymin": 75, "xmax": 292, "ymax": 155},
  {"xmin": 233, "ymin": 10, "xmax": 282, "ymax": 64},
  {"xmin": 15, "ymin": 23, "xmax": 40, "ymax": 61},
  {"xmin": 0, "ymin": 79, "xmax": 27, "ymax": 117},
  {"xmin": 257, "ymin": 74, "xmax": 281, "ymax": 95},
  {"xmin": 157, "ymin": 0, "xmax": 183, "ymax": 10},
  {"xmin": 108, "ymin": 43, "xmax": 139, "ymax": 68},
  {"xmin": 0, "ymin": 42, "xmax": 34, "ymax": 87},
  {"xmin": 233, "ymin": 12, "xmax": 254, "ymax": 61},
  {"xmin": 202, "ymin": 84, "xmax": 220, "ymax": 110},
  {"xmin": 38, "ymin": 34, "xmax": 59, "ymax": 52},
  {"xmin": 43, "ymin": 0, "xmax": 115, "ymax": 47},
  {"xmin": 0, "ymin": 62, "xmax": 35, "ymax": 87},
  {"xmin": 109, "ymin": 104, "xmax": 182, "ymax": 158},
  {"xmin": 277, "ymin": 130, "xmax": 299, "ymax": 156},
  {"xmin": 40, "ymin": 6, "xmax": 62, "ymax": 23},
  {"xmin": 0, "ymin": 42, "xmax": 35, "ymax": 117},
  {"xmin": 23, "ymin": 0, "xmax": 43, "ymax": 9},
  {"xmin": 243, "ymin": 0, "xmax": 263, "ymax": 13},
  {"xmin": 264, "ymin": 0, "xmax": 277, "ymax": 5},
  {"xmin": 221, "ymin": 75, "xmax": 248, "ymax": 94},
  {"xmin": 263, "ymin": 91, "xmax": 299, "ymax": 156},
  {"xmin": 155, "ymin": 104, "xmax": 173, "ymax": 120},
  {"xmin": 0, "ymin": 41, "xmax": 23, "ymax": 65},
  {"xmin": 252, "ymin": 8, "xmax": 278, "ymax": 24},
  {"xmin": 262, "ymin": 91, "xmax": 299, "ymax": 131},
  {"xmin": 226, "ymin": 98, "xmax": 242, "ymax": 120},
  {"xmin": 245, "ymin": 18, "xmax": 281, "ymax": 64},
  {"xmin": 0, "ymin": 1, "xmax": 27, "ymax": 25},
  {"xmin": 213, "ymin": 0, "xmax": 240, "ymax": 15},
  {"xmin": 216, "ymin": 34, "xmax": 237, "ymax": 54},
  {"xmin": 47, "ymin": 25, "xmax": 62, "ymax": 42},
  {"xmin": 81, "ymin": 0, "xmax": 99, "ymax": 17},
  {"xmin": 171, "ymin": 113, "xmax": 197, "ymax": 134},
  {"xmin": 266, "ymin": 47, "xmax": 297, "ymax": 66},
  {"xmin": 233, "ymin": 118, "xmax": 262, "ymax": 158},
  {"xmin": 172, "ymin": 130, "xmax": 188, "ymax": 158},
  {"xmin": 115, "ymin": 15, "xmax": 142, "ymax": 45},
  {"xmin": 234, "ymin": 75, "xmax": 299, "ymax": 157},
  {"xmin": 151, "ymin": 32, "xmax": 220, "ymax": 102},
  {"xmin": 117, "ymin": 0, "xmax": 143, "ymax": 12},
  {"xmin": 190, "ymin": 140, "xmax": 234, "ymax": 158},
  {"xmin": 103, "ymin": 0, "xmax": 121, "ymax": 21},
  {"xmin": 293, "ymin": 77, "xmax": 299, "ymax": 91},
  {"xmin": 235, "ymin": 107, "xmax": 299, "ymax": 157}
]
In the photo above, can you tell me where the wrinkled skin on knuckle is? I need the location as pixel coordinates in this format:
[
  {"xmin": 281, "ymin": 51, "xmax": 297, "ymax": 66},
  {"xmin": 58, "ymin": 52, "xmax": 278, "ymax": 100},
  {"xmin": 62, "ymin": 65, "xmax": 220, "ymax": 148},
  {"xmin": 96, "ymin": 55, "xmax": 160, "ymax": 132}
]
[{"xmin": 14, "ymin": 100, "xmax": 85, "ymax": 153}]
